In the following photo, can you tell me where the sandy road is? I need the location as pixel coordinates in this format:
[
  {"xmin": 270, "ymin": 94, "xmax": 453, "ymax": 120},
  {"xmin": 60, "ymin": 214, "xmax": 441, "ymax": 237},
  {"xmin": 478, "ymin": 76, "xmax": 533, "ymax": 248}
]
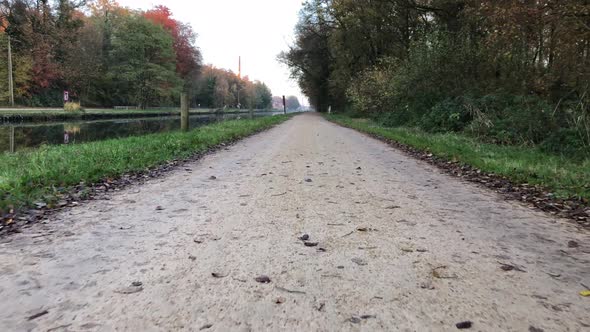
[{"xmin": 1, "ymin": 113, "xmax": 589, "ymax": 331}]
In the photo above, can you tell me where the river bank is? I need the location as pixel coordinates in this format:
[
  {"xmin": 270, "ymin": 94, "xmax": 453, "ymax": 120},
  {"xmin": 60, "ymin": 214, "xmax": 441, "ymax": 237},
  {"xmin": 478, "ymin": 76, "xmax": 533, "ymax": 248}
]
[{"xmin": 0, "ymin": 115, "xmax": 290, "ymax": 233}]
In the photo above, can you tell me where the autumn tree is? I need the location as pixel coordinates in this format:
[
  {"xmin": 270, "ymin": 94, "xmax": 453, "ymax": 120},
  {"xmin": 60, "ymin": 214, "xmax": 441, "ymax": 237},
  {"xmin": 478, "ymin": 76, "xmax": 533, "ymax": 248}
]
[
  {"xmin": 143, "ymin": 5, "xmax": 202, "ymax": 91},
  {"xmin": 109, "ymin": 15, "xmax": 180, "ymax": 109}
]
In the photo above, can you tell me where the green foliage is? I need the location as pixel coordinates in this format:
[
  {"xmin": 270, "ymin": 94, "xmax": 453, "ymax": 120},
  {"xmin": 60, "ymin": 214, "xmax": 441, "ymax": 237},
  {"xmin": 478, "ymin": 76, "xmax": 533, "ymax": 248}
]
[
  {"xmin": 286, "ymin": 96, "xmax": 301, "ymax": 111},
  {"xmin": 109, "ymin": 15, "xmax": 181, "ymax": 109},
  {"xmin": 419, "ymin": 99, "xmax": 471, "ymax": 133},
  {"xmin": 253, "ymin": 82, "xmax": 273, "ymax": 109},
  {"xmin": 285, "ymin": 0, "xmax": 590, "ymax": 155},
  {"xmin": 63, "ymin": 102, "xmax": 84, "ymax": 113}
]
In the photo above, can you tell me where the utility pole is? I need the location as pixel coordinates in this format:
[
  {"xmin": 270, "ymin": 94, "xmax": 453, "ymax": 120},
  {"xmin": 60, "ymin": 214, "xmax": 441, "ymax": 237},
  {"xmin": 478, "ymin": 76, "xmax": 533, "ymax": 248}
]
[
  {"xmin": 7, "ymin": 35, "xmax": 14, "ymax": 107},
  {"xmin": 237, "ymin": 56, "xmax": 241, "ymax": 108}
]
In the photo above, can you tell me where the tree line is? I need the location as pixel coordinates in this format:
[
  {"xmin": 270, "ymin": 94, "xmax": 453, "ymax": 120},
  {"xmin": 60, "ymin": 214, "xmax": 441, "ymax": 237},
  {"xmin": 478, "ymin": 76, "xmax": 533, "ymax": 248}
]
[
  {"xmin": 281, "ymin": 0, "xmax": 590, "ymax": 156},
  {"xmin": 0, "ymin": 0, "xmax": 273, "ymax": 109}
]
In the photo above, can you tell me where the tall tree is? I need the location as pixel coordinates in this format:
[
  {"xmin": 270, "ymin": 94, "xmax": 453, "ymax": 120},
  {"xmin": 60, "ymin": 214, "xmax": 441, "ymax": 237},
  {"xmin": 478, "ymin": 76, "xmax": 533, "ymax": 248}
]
[
  {"xmin": 279, "ymin": 0, "xmax": 335, "ymax": 112},
  {"xmin": 109, "ymin": 15, "xmax": 180, "ymax": 109},
  {"xmin": 143, "ymin": 5, "xmax": 202, "ymax": 91}
]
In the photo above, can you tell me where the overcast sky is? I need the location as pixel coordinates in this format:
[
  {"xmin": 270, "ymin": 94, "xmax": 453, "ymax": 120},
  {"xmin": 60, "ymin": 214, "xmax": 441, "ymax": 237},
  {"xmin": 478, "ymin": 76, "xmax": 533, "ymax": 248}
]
[{"xmin": 117, "ymin": 0, "xmax": 307, "ymax": 105}]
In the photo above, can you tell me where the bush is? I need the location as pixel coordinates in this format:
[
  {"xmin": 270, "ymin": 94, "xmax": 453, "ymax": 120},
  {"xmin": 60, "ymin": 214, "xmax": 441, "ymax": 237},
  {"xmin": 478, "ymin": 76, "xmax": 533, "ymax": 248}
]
[
  {"xmin": 419, "ymin": 99, "xmax": 472, "ymax": 133},
  {"xmin": 465, "ymin": 94, "xmax": 556, "ymax": 145},
  {"xmin": 64, "ymin": 102, "xmax": 84, "ymax": 113},
  {"xmin": 541, "ymin": 129, "xmax": 588, "ymax": 158}
]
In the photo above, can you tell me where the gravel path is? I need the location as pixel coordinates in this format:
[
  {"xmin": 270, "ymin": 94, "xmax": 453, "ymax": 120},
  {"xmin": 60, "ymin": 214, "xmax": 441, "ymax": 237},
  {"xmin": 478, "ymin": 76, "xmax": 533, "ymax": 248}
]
[{"xmin": 1, "ymin": 113, "xmax": 589, "ymax": 331}]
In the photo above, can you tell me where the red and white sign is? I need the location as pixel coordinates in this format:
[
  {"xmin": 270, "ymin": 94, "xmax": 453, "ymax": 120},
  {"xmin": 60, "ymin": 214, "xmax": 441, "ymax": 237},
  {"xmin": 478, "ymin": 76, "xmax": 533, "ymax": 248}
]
[{"xmin": 64, "ymin": 91, "xmax": 69, "ymax": 102}]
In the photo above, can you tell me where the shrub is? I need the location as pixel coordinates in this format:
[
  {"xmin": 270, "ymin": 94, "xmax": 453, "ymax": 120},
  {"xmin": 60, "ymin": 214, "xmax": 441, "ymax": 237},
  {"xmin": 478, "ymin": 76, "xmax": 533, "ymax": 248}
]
[
  {"xmin": 540, "ymin": 129, "xmax": 588, "ymax": 158},
  {"xmin": 419, "ymin": 99, "xmax": 472, "ymax": 133},
  {"xmin": 64, "ymin": 102, "xmax": 84, "ymax": 113},
  {"xmin": 465, "ymin": 94, "xmax": 556, "ymax": 145}
]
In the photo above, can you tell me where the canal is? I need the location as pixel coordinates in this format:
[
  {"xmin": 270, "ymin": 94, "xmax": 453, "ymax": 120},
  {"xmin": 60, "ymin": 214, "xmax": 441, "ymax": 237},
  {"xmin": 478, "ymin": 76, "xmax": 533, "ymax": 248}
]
[{"xmin": 0, "ymin": 112, "xmax": 282, "ymax": 153}]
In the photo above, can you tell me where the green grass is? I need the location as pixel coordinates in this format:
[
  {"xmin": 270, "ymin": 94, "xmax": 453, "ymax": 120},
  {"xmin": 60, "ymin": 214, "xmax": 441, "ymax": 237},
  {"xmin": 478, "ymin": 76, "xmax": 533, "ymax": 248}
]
[
  {"xmin": 327, "ymin": 115, "xmax": 590, "ymax": 200},
  {"xmin": 0, "ymin": 115, "xmax": 290, "ymax": 213}
]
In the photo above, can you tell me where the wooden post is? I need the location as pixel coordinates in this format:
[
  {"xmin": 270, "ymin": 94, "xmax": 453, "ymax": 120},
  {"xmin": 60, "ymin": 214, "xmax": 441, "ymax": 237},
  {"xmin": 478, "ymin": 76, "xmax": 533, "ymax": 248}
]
[
  {"xmin": 181, "ymin": 93, "xmax": 189, "ymax": 132},
  {"xmin": 9, "ymin": 126, "xmax": 15, "ymax": 153}
]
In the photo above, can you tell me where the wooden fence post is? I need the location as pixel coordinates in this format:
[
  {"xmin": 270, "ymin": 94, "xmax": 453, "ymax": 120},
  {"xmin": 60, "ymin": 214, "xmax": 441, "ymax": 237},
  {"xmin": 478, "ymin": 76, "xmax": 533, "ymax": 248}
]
[{"xmin": 181, "ymin": 93, "xmax": 189, "ymax": 132}]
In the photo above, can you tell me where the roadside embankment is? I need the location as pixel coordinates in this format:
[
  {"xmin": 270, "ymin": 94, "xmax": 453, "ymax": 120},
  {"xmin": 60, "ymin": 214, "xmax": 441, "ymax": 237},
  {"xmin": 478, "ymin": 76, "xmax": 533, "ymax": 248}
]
[{"xmin": 326, "ymin": 114, "xmax": 589, "ymax": 226}]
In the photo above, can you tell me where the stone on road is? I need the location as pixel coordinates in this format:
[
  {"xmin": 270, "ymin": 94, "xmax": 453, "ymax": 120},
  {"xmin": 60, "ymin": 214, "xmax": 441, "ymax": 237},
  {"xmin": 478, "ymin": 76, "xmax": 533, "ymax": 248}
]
[{"xmin": 1, "ymin": 113, "xmax": 589, "ymax": 331}]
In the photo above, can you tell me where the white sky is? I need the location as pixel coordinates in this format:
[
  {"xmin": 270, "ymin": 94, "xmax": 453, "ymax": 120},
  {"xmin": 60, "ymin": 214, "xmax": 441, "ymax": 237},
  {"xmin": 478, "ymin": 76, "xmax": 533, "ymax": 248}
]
[{"xmin": 117, "ymin": 0, "xmax": 307, "ymax": 105}]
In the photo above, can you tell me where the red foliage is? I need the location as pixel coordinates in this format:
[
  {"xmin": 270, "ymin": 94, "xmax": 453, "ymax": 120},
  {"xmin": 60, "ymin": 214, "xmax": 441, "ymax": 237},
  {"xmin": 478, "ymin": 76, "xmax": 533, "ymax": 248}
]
[{"xmin": 143, "ymin": 6, "xmax": 200, "ymax": 80}]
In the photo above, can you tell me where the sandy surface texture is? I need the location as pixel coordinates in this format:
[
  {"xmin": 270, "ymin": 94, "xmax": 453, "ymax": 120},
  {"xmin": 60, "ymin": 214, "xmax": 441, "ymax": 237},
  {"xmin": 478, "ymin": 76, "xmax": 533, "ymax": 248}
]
[{"xmin": 1, "ymin": 113, "xmax": 589, "ymax": 331}]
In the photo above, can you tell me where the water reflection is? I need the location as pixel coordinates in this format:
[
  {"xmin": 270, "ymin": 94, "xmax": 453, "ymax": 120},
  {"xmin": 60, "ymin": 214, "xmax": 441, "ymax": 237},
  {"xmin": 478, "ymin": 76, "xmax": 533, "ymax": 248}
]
[{"xmin": 0, "ymin": 112, "xmax": 278, "ymax": 153}]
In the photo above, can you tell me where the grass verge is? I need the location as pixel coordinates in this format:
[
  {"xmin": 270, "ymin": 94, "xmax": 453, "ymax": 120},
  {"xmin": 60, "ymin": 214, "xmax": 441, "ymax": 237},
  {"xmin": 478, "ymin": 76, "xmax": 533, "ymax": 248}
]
[
  {"xmin": 327, "ymin": 115, "xmax": 590, "ymax": 200},
  {"xmin": 0, "ymin": 115, "xmax": 290, "ymax": 213}
]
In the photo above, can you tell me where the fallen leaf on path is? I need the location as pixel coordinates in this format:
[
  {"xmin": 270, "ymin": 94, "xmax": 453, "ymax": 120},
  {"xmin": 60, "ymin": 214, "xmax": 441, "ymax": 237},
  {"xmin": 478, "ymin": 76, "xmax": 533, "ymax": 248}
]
[
  {"xmin": 316, "ymin": 302, "xmax": 326, "ymax": 312},
  {"xmin": 432, "ymin": 266, "xmax": 458, "ymax": 279},
  {"xmin": 114, "ymin": 285, "xmax": 143, "ymax": 294},
  {"xmin": 348, "ymin": 317, "xmax": 362, "ymax": 324},
  {"xmin": 498, "ymin": 262, "xmax": 527, "ymax": 273},
  {"xmin": 209, "ymin": 176, "xmax": 217, "ymax": 180},
  {"xmin": 352, "ymin": 258, "xmax": 368, "ymax": 266},
  {"xmin": 212, "ymin": 272, "xmax": 227, "ymax": 278},
  {"xmin": 568, "ymin": 241, "xmax": 579, "ymax": 248},
  {"xmin": 155, "ymin": 206, "xmax": 164, "ymax": 211},
  {"xmin": 305, "ymin": 178, "xmax": 313, "ymax": 183},
  {"xmin": 299, "ymin": 234, "xmax": 310, "ymax": 241},
  {"xmin": 359, "ymin": 246, "xmax": 378, "ymax": 250},
  {"xmin": 401, "ymin": 247, "xmax": 414, "ymax": 253},
  {"xmin": 276, "ymin": 286, "xmax": 306, "ymax": 294},
  {"xmin": 200, "ymin": 324, "xmax": 213, "ymax": 330},
  {"xmin": 361, "ymin": 315, "xmax": 377, "ymax": 319},
  {"xmin": 580, "ymin": 290, "xmax": 590, "ymax": 297},
  {"xmin": 255, "ymin": 275, "xmax": 271, "ymax": 283},
  {"xmin": 189, "ymin": 256, "xmax": 197, "ymax": 261},
  {"xmin": 275, "ymin": 297, "xmax": 286, "ymax": 304},
  {"xmin": 420, "ymin": 282, "xmax": 435, "ymax": 290},
  {"xmin": 27, "ymin": 310, "xmax": 49, "ymax": 321},
  {"xmin": 456, "ymin": 321, "xmax": 473, "ymax": 329},
  {"xmin": 304, "ymin": 242, "xmax": 319, "ymax": 247}
]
